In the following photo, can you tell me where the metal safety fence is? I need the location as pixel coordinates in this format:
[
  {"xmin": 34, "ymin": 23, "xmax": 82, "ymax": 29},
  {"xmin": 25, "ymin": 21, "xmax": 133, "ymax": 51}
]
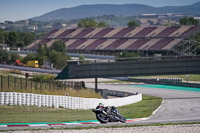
[{"xmin": 0, "ymin": 75, "xmax": 84, "ymax": 93}]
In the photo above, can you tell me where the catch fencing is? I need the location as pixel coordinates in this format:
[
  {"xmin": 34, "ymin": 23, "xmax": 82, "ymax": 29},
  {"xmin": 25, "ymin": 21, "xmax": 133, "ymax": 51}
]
[
  {"xmin": 0, "ymin": 75, "xmax": 84, "ymax": 93},
  {"xmin": 0, "ymin": 92, "xmax": 142, "ymax": 109}
]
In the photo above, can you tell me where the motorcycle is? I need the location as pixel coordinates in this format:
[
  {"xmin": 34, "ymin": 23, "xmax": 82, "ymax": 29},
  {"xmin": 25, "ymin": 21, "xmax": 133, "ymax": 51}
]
[{"xmin": 92, "ymin": 105, "xmax": 126, "ymax": 123}]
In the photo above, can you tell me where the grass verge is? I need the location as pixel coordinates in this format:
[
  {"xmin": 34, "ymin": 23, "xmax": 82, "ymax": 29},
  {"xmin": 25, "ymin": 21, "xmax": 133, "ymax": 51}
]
[{"xmin": 0, "ymin": 95, "xmax": 162, "ymax": 123}]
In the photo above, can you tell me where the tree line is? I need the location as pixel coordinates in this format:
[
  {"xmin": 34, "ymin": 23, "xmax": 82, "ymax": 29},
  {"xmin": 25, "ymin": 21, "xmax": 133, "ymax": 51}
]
[
  {"xmin": 0, "ymin": 28, "xmax": 35, "ymax": 48},
  {"xmin": 23, "ymin": 40, "xmax": 71, "ymax": 69},
  {"xmin": 0, "ymin": 40, "xmax": 71, "ymax": 69}
]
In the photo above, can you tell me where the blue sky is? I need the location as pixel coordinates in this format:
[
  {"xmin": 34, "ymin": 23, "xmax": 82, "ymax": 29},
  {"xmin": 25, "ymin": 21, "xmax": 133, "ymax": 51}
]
[{"xmin": 0, "ymin": 0, "xmax": 199, "ymax": 22}]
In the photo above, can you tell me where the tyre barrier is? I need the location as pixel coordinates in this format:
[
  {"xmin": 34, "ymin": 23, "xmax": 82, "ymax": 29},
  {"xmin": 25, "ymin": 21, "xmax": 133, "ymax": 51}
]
[{"xmin": 0, "ymin": 92, "xmax": 142, "ymax": 109}]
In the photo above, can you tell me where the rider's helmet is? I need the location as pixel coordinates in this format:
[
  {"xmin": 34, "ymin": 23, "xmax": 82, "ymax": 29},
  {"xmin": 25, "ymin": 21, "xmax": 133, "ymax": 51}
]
[{"xmin": 98, "ymin": 103, "xmax": 104, "ymax": 108}]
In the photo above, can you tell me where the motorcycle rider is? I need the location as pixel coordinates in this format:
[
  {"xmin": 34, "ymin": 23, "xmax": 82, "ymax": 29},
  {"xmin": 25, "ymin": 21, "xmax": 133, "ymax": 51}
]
[{"xmin": 97, "ymin": 103, "xmax": 121, "ymax": 122}]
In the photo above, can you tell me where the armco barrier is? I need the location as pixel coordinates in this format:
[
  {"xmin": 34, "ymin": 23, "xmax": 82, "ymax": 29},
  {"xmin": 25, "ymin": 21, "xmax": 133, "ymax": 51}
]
[{"xmin": 0, "ymin": 92, "xmax": 142, "ymax": 110}]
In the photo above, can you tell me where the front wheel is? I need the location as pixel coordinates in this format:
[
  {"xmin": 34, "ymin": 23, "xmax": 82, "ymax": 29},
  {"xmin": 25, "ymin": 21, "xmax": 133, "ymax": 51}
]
[
  {"xmin": 117, "ymin": 114, "xmax": 126, "ymax": 123},
  {"xmin": 96, "ymin": 113, "xmax": 109, "ymax": 123}
]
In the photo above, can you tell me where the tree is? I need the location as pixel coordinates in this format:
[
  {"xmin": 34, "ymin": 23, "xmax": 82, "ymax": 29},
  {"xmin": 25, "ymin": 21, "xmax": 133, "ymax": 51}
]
[
  {"xmin": 127, "ymin": 21, "xmax": 140, "ymax": 27},
  {"xmin": 97, "ymin": 22, "xmax": 109, "ymax": 28},
  {"xmin": 22, "ymin": 53, "xmax": 37, "ymax": 64},
  {"xmin": 19, "ymin": 32, "xmax": 34, "ymax": 46},
  {"xmin": 37, "ymin": 44, "xmax": 47, "ymax": 57},
  {"xmin": 0, "ymin": 49, "xmax": 19, "ymax": 64},
  {"xmin": 8, "ymin": 31, "xmax": 19, "ymax": 47},
  {"xmin": 0, "ymin": 49, "xmax": 9, "ymax": 63},
  {"xmin": 7, "ymin": 52, "xmax": 20, "ymax": 64},
  {"xmin": 79, "ymin": 55, "xmax": 85, "ymax": 60},
  {"xmin": 4, "ymin": 32, "xmax": 9, "ymax": 44},
  {"xmin": 0, "ymin": 29, "xmax": 5, "ymax": 43},
  {"xmin": 50, "ymin": 40, "xmax": 66, "ymax": 54},
  {"xmin": 78, "ymin": 19, "xmax": 97, "ymax": 28},
  {"xmin": 48, "ymin": 50, "xmax": 68, "ymax": 69},
  {"xmin": 35, "ymin": 44, "xmax": 50, "ymax": 65},
  {"xmin": 16, "ymin": 41, "xmax": 25, "ymax": 48},
  {"xmin": 179, "ymin": 17, "xmax": 199, "ymax": 25},
  {"xmin": 164, "ymin": 21, "xmax": 171, "ymax": 27}
]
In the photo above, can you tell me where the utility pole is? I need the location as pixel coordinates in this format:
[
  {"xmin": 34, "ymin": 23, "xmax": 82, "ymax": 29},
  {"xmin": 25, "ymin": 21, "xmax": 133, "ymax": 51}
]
[{"xmin": 34, "ymin": 25, "xmax": 37, "ymax": 47}]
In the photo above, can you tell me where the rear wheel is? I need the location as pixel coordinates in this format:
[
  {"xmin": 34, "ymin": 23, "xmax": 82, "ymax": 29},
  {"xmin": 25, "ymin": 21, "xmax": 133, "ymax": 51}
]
[{"xmin": 96, "ymin": 113, "xmax": 109, "ymax": 123}]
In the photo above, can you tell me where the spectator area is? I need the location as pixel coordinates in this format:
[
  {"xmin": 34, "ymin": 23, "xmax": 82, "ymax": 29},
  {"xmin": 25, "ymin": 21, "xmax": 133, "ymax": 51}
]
[{"xmin": 26, "ymin": 26, "xmax": 200, "ymax": 52}]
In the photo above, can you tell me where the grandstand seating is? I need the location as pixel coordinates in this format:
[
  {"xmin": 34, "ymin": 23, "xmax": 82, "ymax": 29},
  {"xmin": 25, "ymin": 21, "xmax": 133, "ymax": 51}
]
[
  {"xmin": 56, "ymin": 29, "xmax": 76, "ymax": 38},
  {"xmin": 26, "ymin": 40, "xmax": 41, "ymax": 49},
  {"xmin": 67, "ymin": 39, "xmax": 87, "ymax": 50},
  {"xmin": 64, "ymin": 39, "xmax": 76, "ymax": 47},
  {"xmin": 116, "ymin": 39, "xmax": 138, "ymax": 50},
  {"xmin": 26, "ymin": 26, "xmax": 200, "ymax": 53},
  {"xmin": 149, "ymin": 38, "xmax": 174, "ymax": 50},
  {"xmin": 146, "ymin": 27, "xmax": 167, "ymax": 37},
  {"xmin": 162, "ymin": 39, "xmax": 183, "ymax": 50},
  {"xmin": 76, "ymin": 39, "xmax": 97, "ymax": 49},
  {"xmin": 126, "ymin": 27, "xmax": 143, "ymax": 37},
  {"xmin": 138, "ymin": 39, "xmax": 161, "ymax": 50},
  {"xmin": 74, "ymin": 28, "xmax": 95, "ymax": 37},
  {"xmin": 93, "ymin": 28, "xmax": 114, "ymax": 37},
  {"xmin": 126, "ymin": 39, "xmax": 149, "ymax": 50},
  {"xmin": 49, "ymin": 29, "xmax": 66, "ymax": 38},
  {"xmin": 97, "ymin": 39, "xmax": 116, "ymax": 50},
  {"xmin": 85, "ymin": 39, "xmax": 107, "ymax": 50},
  {"xmin": 104, "ymin": 28, "xmax": 123, "ymax": 37},
  {"xmin": 46, "ymin": 40, "xmax": 56, "ymax": 47},
  {"xmin": 180, "ymin": 26, "xmax": 200, "ymax": 37},
  {"xmin": 42, "ymin": 29, "xmax": 59, "ymax": 38},
  {"xmin": 133, "ymin": 27, "xmax": 157, "ymax": 37},
  {"xmin": 104, "ymin": 39, "xmax": 128, "ymax": 50},
  {"xmin": 113, "ymin": 27, "xmax": 134, "ymax": 37},
  {"xmin": 169, "ymin": 26, "xmax": 190, "ymax": 37},
  {"xmin": 156, "ymin": 27, "xmax": 180, "ymax": 37}
]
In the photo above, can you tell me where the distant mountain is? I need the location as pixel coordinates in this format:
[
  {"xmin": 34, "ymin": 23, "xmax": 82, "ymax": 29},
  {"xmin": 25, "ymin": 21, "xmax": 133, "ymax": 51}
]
[{"xmin": 31, "ymin": 2, "xmax": 200, "ymax": 21}]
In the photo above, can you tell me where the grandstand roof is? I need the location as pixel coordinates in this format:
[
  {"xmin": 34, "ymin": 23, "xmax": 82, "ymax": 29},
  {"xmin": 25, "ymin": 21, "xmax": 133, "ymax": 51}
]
[{"xmin": 26, "ymin": 26, "xmax": 200, "ymax": 52}]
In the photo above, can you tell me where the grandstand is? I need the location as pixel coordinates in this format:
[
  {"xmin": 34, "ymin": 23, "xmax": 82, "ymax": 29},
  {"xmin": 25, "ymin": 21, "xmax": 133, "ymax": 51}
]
[{"xmin": 26, "ymin": 26, "xmax": 200, "ymax": 56}]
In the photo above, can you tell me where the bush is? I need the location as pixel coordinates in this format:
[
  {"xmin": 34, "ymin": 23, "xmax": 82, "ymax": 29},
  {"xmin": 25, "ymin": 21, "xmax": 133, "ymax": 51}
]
[{"xmin": 32, "ymin": 74, "xmax": 54, "ymax": 82}]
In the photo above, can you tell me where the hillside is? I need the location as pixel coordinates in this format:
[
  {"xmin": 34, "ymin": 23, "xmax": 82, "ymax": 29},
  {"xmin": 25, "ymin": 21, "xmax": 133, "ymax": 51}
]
[{"xmin": 31, "ymin": 2, "xmax": 200, "ymax": 21}]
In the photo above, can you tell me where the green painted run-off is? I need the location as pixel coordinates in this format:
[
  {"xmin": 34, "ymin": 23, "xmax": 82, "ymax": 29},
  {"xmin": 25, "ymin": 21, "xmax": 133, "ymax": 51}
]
[
  {"xmin": 130, "ymin": 84, "xmax": 200, "ymax": 92},
  {"xmin": 0, "ymin": 120, "xmax": 99, "ymax": 125}
]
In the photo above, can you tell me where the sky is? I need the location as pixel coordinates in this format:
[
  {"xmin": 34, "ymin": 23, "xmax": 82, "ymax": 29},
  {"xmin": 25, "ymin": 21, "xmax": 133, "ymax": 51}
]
[{"xmin": 0, "ymin": 0, "xmax": 199, "ymax": 22}]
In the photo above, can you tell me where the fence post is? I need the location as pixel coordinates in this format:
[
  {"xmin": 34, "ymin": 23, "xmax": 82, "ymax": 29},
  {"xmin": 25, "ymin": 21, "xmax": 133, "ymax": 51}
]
[
  {"xmin": 26, "ymin": 78, "xmax": 28, "ymax": 91},
  {"xmin": 35, "ymin": 82, "xmax": 37, "ymax": 91},
  {"xmin": 69, "ymin": 81, "xmax": 72, "ymax": 90},
  {"xmin": 40, "ymin": 81, "xmax": 42, "ymax": 92},
  {"xmin": 8, "ymin": 75, "xmax": 9, "ymax": 90},
  {"xmin": 64, "ymin": 81, "xmax": 67, "ymax": 90},
  {"xmin": 56, "ymin": 81, "xmax": 58, "ymax": 90},
  {"xmin": 31, "ymin": 79, "xmax": 32, "ymax": 92},
  {"xmin": 49, "ymin": 81, "xmax": 51, "ymax": 90},
  {"xmin": 1, "ymin": 75, "xmax": 3, "ymax": 91},
  {"xmin": 53, "ymin": 80, "xmax": 55, "ymax": 90},
  {"xmin": 78, "ymin": 82, "xmax": 81, "ymax": 90},
  {"xmin": 14, "ymin": 77, "xmax": 16, "ymax": 89},
  {"xmin": 20, "ymin": 78, "xmax": 23, "ymax": 90},
  {"xmin": 45, "ymin": 81, "xmax": 47, "ymax": 90}
]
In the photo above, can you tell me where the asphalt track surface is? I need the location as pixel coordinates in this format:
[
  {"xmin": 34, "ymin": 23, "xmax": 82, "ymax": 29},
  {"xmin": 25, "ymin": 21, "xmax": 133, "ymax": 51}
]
[
  {"xmin": 1, "ymin": 83, "xmax": 200, "ymax": 130},
  {"xmin": 86, "ymin": 83, "xmax": 200, "ymax": 123}
]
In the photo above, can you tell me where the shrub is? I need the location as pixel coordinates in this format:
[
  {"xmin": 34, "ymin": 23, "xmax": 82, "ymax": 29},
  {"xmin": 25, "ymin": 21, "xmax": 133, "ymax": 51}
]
[{"xmin": 32, "ymin": 74, "xmax": 54, "ymax": 82}]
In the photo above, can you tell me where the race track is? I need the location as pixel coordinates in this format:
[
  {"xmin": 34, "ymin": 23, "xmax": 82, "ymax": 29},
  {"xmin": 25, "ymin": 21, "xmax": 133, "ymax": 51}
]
[
  {"xmin": 1, "ymin": 83, "xmax": 200, "ymax": 131},
  {"xmin": 86, "ymin": 83, "xmax": 200, "ymax": 123}
]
